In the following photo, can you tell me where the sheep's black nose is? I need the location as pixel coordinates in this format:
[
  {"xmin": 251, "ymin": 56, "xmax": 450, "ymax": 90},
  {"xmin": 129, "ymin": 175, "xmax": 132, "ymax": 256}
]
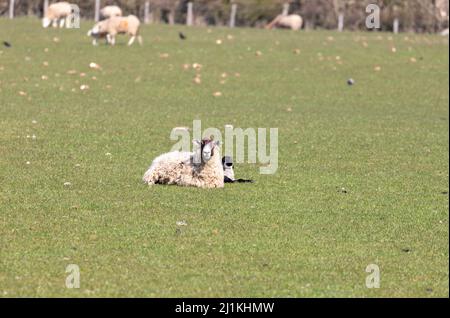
[{"xmin": 225, "ymin": 163, "xmax": 233, "ymax": 167}]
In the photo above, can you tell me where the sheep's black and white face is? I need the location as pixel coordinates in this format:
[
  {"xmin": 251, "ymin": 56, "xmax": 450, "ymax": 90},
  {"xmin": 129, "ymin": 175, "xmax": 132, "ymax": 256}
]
[{"xmin": 194, "ymin": 139, "xmax": 220, "ymax": 162}]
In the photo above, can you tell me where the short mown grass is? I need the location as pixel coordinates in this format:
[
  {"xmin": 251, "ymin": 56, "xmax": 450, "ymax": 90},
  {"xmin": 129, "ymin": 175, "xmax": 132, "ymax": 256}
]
[{"xmin": 0, "ymin": 17, "xmax": 448, "ymax": 297}]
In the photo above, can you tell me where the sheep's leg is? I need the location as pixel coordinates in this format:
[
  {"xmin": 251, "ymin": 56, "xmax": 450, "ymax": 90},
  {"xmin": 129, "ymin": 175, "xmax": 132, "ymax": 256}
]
[
  {"xmin": 137, "ymin": 36, "xmax": 143, "ymax": 45},
  {"xmin": 127, "ymin": 36, "xmax": 136, "ymax": 46},
  {"xmin": 52, "ymin": 19, "xmax": 58, "ymax": 28},
  {"xmin": 92, "ymin": 38, "xmax": 98, "ymax": 46},
  {"xmin": 110, "ymin": 35, "xmax": 116, "ymax": 46},
  {"xmin": 59, "ymin": 18, "xmax": 65, "ymax": 28}
]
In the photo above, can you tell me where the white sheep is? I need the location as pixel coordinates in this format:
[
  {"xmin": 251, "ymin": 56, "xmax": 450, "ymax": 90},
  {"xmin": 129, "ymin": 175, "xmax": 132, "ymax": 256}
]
[
  {"xmin": 100, "ymin": 5, "xmax": 122, "ymax": 19},
  {"xmin": 143, "ymin": 138, "xmax": 224, "ymax": 189},
  {"xmin": 265, "ymin": 14, "xmax": 303, "ymax": 31},
  {"xmin": 87, "ymin": 15, "xmax": 142, "ymax": 46},
  {"xmin": 42, "ymin": 2, "xmax": 73, "ymax": 28}
]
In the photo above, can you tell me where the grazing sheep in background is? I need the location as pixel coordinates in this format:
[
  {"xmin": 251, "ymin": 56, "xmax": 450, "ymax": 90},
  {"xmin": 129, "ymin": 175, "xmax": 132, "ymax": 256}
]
[
  {"xmin": 265, "ymin": 14, "xmax": 303, "ymax": 31},
  {"xmin": 87, "ymin": 15, "xmax": 142, "ymax": 46},
  {"xmin": 87, "ymin": 19, "xmax": 108, "ymax": 46},
  {"xmin": 42, "ymin": 2, "xmax": 73, "ymax": 28},
  {"xmin": 100, "ymin": 5, "xmax": 122, "ymax": 19},
  {"xmin": 143, "ymin": 138, "xmax": 224, "ymax": 189}
]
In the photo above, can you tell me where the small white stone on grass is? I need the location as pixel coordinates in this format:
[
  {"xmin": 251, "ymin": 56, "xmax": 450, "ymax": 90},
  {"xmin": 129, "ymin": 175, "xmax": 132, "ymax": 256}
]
[
  {"xmin": 64, "ymin": 182, "xmax": 72, "ymax": 186},
  {"xmin": 176, "ymin": 221, "xmax": 188, "ymax": 226},
  {"xmin": 89, "ymin": 62, "xmax": 101, "ymax": 70}
]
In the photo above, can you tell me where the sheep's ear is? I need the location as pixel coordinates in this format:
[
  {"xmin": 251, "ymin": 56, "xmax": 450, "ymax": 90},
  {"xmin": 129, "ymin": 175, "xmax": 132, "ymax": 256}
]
[{"xmin": 214, "ymin": 140, "xmax": 221, "ymax": 147}]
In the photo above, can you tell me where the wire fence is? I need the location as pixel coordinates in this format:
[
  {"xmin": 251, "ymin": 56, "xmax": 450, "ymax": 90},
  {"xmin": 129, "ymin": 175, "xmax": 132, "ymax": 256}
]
[{"xmin": 1, "ymin": 0, "xmax": 449, "ymax": 33}]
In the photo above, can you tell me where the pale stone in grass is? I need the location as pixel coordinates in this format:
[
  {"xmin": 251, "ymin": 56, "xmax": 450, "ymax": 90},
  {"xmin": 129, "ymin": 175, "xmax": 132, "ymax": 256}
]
[
  {"xmin": 176, "ymin": 221, "xmax": 188, "ymax": 226},
  {"xmin": 192, "ymin": 63, "xmax": 202, "ymax": 70},
  {"xmin": 216, "ymin": 39, "xmax": 222, "ymax": 45},
  {"xmin": 89, "ymin": 62, "xmax": 101, "ymax": 69},
  {"xmin": 213, "ymin": 91, "xmax": 222, "ymax": 97},
  {"xmin": 193, "ymin": 76, "xmax": 201, "ymax": 84},
  {"xmin": 64, "ymin": 182, "xmax": 72, "ymax": 186},
  {"xmin": 80, "ymin": 84, "xmax": 89, "ymax": 90}
]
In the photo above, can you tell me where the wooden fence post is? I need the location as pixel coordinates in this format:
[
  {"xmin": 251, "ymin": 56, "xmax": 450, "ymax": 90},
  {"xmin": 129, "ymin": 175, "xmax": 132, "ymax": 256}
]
[
  {"xmin": 144, "ymin": 1, "xmax": 151, "ymax": 24},
  {"xmin": 282, "ymin": 3, "xmax": 289, "ymax": 16},
  {"xmin": 393, "ymin": 18, "xmax": 399, "ymax": 33},
  {"xmin": 186, "ymin": 2, "xmax": 193, "ymax": 26},
  {"xmin": 338, "ymin": 13, "xmax": 344, "ymax": 32},
  {"xmin": 44, "ymin": 0, "xmax": 49, "ymax": 18},
  {"xmin": 94, "ymin": 0, "xmax": 101, "ymax": 22},
  {"xmin": 229, "ymin": 3, "xmax": 237, "ymax": 27},
  {"xmin": 9, "ymin": 0, "xmax": 15, "ymax": 19}
]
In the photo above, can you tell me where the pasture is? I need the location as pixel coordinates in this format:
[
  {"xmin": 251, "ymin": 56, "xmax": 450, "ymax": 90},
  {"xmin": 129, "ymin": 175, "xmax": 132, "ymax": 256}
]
[{"xmin": 0, "ymin": 18, "xmax": 448, "ymax": 297}]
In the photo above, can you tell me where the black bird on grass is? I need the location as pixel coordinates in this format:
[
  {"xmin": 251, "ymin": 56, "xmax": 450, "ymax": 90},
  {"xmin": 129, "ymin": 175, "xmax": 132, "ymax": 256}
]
[
  {"xmin": 178, "ymin": 32, "xmax": 187, "ymax": 40},
  {"xmin": 3, "ymin": 41, "xmax": 11, "ymax": 48}
]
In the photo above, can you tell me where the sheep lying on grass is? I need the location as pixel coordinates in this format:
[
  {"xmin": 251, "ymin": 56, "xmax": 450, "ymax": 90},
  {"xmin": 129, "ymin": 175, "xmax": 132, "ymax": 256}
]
[
  {"xmin": 265, "ymin": 14, "xmax": 303, "ymax": 31},
  {"xmin": 42, "ymin": 2, "xmax": 73, "ymax": 28},
  {"xmin": 222, "ymin": 156, "xmax": 254, "ymax": 183},
  {"xmin": 143, "ymin": 138, "xmax": 224, "ymax": 189},
  {"xmin": 100, "ymin": 5, "xmax": 122, "ymax": 19},
  {"xmin": 87, "ymin": 15, "xmax": 142, "ymax": 46}
]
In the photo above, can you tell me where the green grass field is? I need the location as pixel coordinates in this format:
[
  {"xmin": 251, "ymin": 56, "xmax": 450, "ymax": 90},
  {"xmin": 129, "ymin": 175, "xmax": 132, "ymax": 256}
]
[{"xmin": 0, "ymin": 17, "xmax": 448, "ymax": 297}]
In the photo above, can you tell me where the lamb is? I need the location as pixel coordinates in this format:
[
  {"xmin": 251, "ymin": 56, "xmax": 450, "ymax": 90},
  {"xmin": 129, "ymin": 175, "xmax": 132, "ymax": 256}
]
[
  {"xmin": 143, "ymin": 138, "xmax": 224, "ymax": 189},
  {"xmin": 87, "ymin": 15, "xmax": 142, "ymax": 46},
  {"xmin": 222, "ymin": 156, "xmax": 254, "ymax": 183},
  {"xmin": 42, "ymin": 2, "xmax": 73, "ymax": 28},
  {"xmin": 100, "ymin": 5, "xmax": 122, "ymax": 19},
  {"xmin": 265, "ymin": 14, "xmax": 303, "ymax": 31}
]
